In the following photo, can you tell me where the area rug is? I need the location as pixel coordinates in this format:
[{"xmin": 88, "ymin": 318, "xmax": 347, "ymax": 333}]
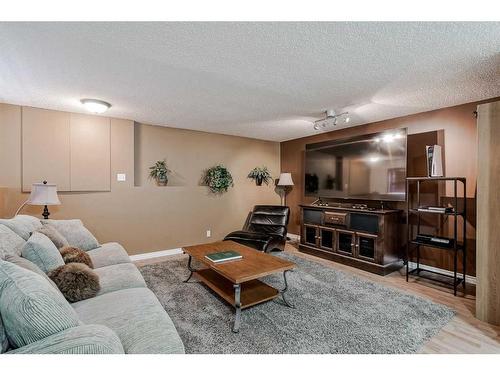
[{"xmin": 138, "ymin": 252, "xmax": 454, "ymax": 354}]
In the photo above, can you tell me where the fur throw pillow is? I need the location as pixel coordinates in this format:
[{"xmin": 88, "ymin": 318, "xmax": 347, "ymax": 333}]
[
  {"xmin": 60, "ymin": 246, "xmax": 93, "ymax": 268},
  {"xmin": 48, "ymin": 263, "xmax": 100, "ymax": 302},
  {"xmin": 35, "ymin": 224, "xmax": 69, "ymax": 249}
]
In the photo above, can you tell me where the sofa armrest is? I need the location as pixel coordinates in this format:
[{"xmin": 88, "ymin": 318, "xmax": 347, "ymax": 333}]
[{"xmin": 7, "ymin": 325, "xmax": 124, "ymax": 354}]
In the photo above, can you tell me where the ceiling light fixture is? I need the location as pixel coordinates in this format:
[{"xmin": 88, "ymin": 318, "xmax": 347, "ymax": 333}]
[
  {"xmin": 80, "ymin": 98, "xmax": 112, "ymax": 114},
  {"xmin": 313, "ymin": 110, "xmax": 350, "ymax": 131}
]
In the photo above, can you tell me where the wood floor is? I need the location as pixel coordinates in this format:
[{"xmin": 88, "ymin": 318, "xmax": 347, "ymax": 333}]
[{"xmin": 135, "ymin": 242, "xmax": 500, "ymax": 354}]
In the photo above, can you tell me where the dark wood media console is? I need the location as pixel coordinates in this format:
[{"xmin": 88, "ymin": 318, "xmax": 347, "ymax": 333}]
[{"xmin": 299, "ymin": 204, "xmax": 404, "ymax": 275}]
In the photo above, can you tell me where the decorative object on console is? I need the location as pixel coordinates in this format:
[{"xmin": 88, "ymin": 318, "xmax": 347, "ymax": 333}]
[
  {"xmin": 224, "ymin": 205, "xmax": 290, "ymax": 252},
  {"xmin": 48, "ymin": 263, "xmax": 100, "ymax": 302},
  {"xmin": 202, "ymin": 165, "xmax": 234, "ymax": 194},
  {"xmin": 247, "ymin": 166, "xmax": 272, "ymax": 186},
  {"xmin": 277, "ymin": 172, "xmax": 294, "ymax": 206},
  {"xmin": 15, "ymin": 181, "xmax": 61, "ymax": 219},
  {"xmin": 60, "ymin": 246, "xmax": 94, "ymax": 268},
  {"xmin": 149, "ymin": 159, "xmax": 171, "ymax": 186},
  {"xmin": 425, "ymin": 145, "xmax": 444, "ymax": 177}
]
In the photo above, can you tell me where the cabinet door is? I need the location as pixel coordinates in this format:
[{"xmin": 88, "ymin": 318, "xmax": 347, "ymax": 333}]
[
  {"xmin": 336, "ymin": 230, "xmax": 355, "ymax": 256},
  {"xmin": 319, "ymin": 227, "xmax": 335, "ymax": 252},
  {"xmin": 22, "ymin": 107, "xmax": 71, "ymax": 192},
  {"xmin": 303, "ymin": 225, "xmax": 319, "ymax": 247},
  {"xmin": 70, "ymin": 113, "xmax": 111, "ymax": 191},
  {"xmin": 356, "ymin": 233, "xmax": 378, "ymax": 261}
]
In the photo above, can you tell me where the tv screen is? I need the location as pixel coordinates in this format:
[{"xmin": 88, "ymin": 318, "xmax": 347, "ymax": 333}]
[{"xmin": 305, "ymin": 129, "xmax": 407, "ymax": 201}]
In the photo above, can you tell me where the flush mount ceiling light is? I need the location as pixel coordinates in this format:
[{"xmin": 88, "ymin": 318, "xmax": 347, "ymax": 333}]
[
  {"xmin": 80, "ymin": 99, "xmax": 112, "ymax": 114},
  {"xmin": 313, "ymin": 110, "xmax": 350, "ymax": 131}
]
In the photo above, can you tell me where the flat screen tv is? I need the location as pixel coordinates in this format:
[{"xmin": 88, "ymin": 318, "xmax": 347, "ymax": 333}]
[{"xmin": 305, "ymin": 129, "xmax": 407, "ymax": 201}]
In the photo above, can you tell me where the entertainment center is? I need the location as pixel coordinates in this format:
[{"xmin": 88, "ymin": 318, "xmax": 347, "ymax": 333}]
[
  {"xmin": 298, "ymin": 129, "xmax": 407, "ymax": 275},
  {"xmin": 299, "ymin": 202, "xmax": 403, "ymax": 275}
]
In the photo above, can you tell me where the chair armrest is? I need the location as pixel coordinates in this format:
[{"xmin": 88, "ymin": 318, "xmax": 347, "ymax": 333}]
[{"xmin": 7, "ymin": 325, "xmax": 124, "ymax": 354}]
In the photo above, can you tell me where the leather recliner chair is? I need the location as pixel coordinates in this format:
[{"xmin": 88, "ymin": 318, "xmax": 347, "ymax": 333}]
[{"xmin": 224, "ymin": 205, "xmax": 290, "ymax": 252}]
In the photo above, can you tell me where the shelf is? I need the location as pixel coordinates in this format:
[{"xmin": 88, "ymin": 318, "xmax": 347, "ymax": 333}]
[
  {"xmin": 406, "ymin": 176, "xmax": 466, "ymax": 182},
  {"xmin": 408, "ymin": 267, "xmax": 464, "ymax": 287},
  {"xmin": 409, "ymin": 208, "xmax": 464, "ymax": 216},
  {"xmin": 410, "ymin": 240, "xmax": 464, "ymax": 251}
]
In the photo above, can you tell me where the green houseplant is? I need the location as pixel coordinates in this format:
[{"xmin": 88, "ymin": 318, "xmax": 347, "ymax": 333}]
[
  {"xmin": 203, "ymin": 165, "xmax": 234, "ymax": 194},
  {"xmin": 247, "ymin": 166, "xmax": 273, "ymax": 186},
  {"xmin": 149, "ymin": 160, "xmax": 171, "ymax": 186}
]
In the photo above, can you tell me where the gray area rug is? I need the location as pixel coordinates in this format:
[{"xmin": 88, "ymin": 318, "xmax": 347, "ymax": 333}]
[{"xmin": 138, "ymin": 252, "xmax": 454, "ymax": 354}]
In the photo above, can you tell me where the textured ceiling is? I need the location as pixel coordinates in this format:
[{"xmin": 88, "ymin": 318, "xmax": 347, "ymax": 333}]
[{"xmin": 0, "ymin": 22, "xmax": 499, "ymax": 141}]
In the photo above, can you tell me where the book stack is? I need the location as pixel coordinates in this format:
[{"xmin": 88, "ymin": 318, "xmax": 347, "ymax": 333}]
[
  {"xmin": 417, "ymin": 206, "xmax": 453, "ymax": 214},
  {"xmin": 205, "ymin": 250, "xmax": 242, "ymax": 263}
]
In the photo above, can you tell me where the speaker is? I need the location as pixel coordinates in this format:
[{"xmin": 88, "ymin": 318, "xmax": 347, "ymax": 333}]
[
  {"xmin": 349, "ymin": 213, "xmax": 379, "ymax": 234},
  {"xmin": 426, "ymin": 145, "xmax": 444, "ymax": 177}
]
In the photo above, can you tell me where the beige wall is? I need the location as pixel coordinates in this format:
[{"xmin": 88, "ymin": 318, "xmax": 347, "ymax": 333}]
[{"xmin": 0, "ymin": 103, "xmax": 280, "ymax": 255}]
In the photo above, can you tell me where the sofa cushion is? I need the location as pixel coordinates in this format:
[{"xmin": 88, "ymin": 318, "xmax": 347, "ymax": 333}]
[
  {"xmin": 21, "ymin": 232, "xmax": 65, "ymax": 273},
  {"xmin": 87, "ymin": 242, "xmax": 130, "ymax": 268},
  {"xmin": 0, "ymin": 224, "xmax": 26, "ymax": 260},
  {"xmin": 0, "ymin": 315, "xmax": 8, "ymax": 353},
  {"xmin": 5, "ymin": 254, "xmax": 60, "ymax": 292},
  {"xmin": 0, "ymin": 215, "xmax": 42, "ymax": 241},
  {"xmin": 72, "ymin": 288, "xmax": 184, "ymax": 354},
  {"xmin": 0, "ymin": 260, "xmax": 81, "ymax": 348},
  {"xmin": 43, "ymin": 219, "xmax": 99, "ymax": 251},
  {"xmin": 6, "ymin": 324, "xmax": 124, "ymax": 354},
  {"xmin": 94, "ymin": 263, "xmax": 146, "ymax": 296},
  {"xmin": 35, "ymin": 224, "xmax": 69, "ymax": 249}
]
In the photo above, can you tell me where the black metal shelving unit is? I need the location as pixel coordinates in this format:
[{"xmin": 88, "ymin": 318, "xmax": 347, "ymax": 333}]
[{"xmin": 405, "ymin": 177, "xmax": 466, "ymax": 296}]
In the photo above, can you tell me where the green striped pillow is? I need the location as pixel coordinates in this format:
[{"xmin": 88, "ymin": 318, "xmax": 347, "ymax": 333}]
[
  {"xmin": 0, "ymin": 259, "xmax": 81, "ymax": 349},
  {"xmin": 21, "ymin": 232, "xmax": 65, "ymax": 273}
]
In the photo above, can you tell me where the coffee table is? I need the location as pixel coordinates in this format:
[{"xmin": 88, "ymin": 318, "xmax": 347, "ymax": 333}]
[{"xmin": 182, "ymin": 240, "xmax": 296, "ymax": 332}]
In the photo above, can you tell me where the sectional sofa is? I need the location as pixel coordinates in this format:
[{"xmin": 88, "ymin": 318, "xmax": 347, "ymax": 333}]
[{"xmin": 0, "ymin": 215, "xmax": 184, "ymax": 354}]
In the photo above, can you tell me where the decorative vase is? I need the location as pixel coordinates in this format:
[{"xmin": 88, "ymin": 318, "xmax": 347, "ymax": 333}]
[
  {"xmin": 157, "ymin": 177, "xmax": 168, "ymax": 186},
  {"xmin": 256, "ymin": 177, "xmax": 263, "ymax": 186}
]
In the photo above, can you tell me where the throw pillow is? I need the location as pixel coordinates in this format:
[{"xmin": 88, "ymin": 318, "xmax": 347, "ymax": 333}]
[
  {"xmin": 42, "ymin": 219, "xmax": 99, "ymax": 251},
  {"xmin": 0, "ymin": 215, "xmax": 42, "ymax": 241},
  {"xmin": 5, "ymin": 254, "xmax": 60, "ymax": 292},
  {"xmin": 21, "ymin": 232, "xmax": 65, "ymax": 273},
  {"xmin": 48, "ymin": 263, "xmax": 100, "ymax": 302},
  {"xmin": 0, "ymin": 260, "xmax": 81, "ymax": 348},
  {"xmin": 0, "ymin": 224, "xmax": 26, "ymax": 259},
  {"xmin": 35, "ymin": 224, "xmax": 69, "ymax": 249},
  {"xmin": 60, "ymin": 246, "xmax": 93, "ymax": 268}
]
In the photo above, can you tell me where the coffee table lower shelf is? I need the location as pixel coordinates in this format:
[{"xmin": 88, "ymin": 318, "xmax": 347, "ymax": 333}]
[{"xmin": 194, "ymin": 268, "xmax": 279, "ymax": 309}]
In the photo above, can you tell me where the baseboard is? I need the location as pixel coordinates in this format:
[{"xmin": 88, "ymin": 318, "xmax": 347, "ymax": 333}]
[
  {"xmin": 129, "ymin": 248, "xmax": 183, "ymax": 261},
  {"xmin": 287, "ymin": 233, "xmax": 300, "ymax": 241},
  {"xmin": 408, "ymin": 261, "xmax": 476, "ymax": 285}
]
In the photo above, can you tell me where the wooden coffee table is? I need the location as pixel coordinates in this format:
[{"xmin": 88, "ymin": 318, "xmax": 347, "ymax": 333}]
[{"xmin": 182, "ymin": 240, "xmax": 296, "ymax": 332}]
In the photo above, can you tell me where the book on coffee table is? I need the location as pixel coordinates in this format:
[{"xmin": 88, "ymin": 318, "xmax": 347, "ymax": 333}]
[{"xmin": 205, "ymin": 250, "xmax": 242, "ymax": 263}]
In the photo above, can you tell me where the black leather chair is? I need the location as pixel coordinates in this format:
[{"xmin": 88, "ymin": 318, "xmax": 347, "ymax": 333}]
[{"xmin": 224, "ymin": 205, "xmax": 290, "ymax": 252}]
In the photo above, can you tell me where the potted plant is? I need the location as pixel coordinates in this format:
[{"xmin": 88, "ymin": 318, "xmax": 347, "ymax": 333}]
[
  {"xmin": 247, "ymin": 166, "xmax": 273, "ymax": 186},
  {"xmin": 149, "ymin": 160, "xmax": 171, "ymax": 186},
  {"xmin": 203, "ymin": 165, "xmax": 234, "ymax": 194}
]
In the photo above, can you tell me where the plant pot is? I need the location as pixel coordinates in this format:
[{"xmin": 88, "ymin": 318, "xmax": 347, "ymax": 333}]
[
  {"xmin": 156, "ymin": 177, "xmax": 168, "ymax": 186},
  {"xmin": 256, "ymin": 177, "xmax": 263, "ymax": 186}
]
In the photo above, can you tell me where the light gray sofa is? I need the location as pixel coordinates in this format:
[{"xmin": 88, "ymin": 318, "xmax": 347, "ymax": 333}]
[{"xmin": 0, "ymin": 215, "xmax": 185, "ymax": 354}]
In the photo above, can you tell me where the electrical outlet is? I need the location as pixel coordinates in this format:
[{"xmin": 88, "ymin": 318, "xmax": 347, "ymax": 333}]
[
  {"xmin": 206, "ymin": 229, "xmax": 211, "ymax": 238},
  {"xmin": 117, "ymin": 173, "xmax": 126, "ymax": 182}
]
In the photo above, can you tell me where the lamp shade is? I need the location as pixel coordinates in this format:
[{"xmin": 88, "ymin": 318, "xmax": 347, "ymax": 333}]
[
  {"xmin": 28, "ymin": 182, "xmax": 61, "ymax": 206},
  {"xmin": 277, "ymin": 173, "xmax": 294, "ymax": 186}
]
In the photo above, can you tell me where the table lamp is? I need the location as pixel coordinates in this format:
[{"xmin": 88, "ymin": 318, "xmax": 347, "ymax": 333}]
[
  {"xmin": 15, "ymin": 181, "xmax": 61, "ymax": 219},
  {"xmin": 277, "ymin": 173, "xmax": 294, "ymax": 206}
]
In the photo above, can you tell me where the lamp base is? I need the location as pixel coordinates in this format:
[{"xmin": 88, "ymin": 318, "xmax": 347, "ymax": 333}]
[{"xmin": 42, "ymin": 205, "xmax": 50, "ymax": 220}]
